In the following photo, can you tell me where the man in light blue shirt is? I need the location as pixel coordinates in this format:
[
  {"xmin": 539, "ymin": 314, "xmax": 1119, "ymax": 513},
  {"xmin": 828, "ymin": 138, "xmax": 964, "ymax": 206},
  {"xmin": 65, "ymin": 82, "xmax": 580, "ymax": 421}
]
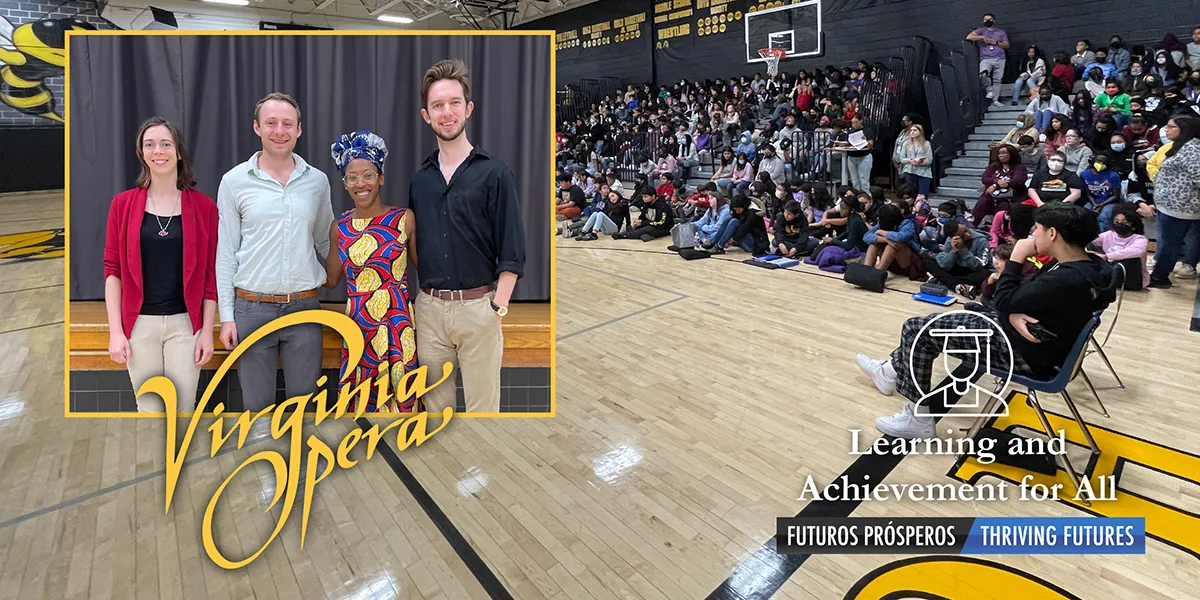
[{"xmin": 216, "ymin": 92, "xmax": 334, "ymax": 411}]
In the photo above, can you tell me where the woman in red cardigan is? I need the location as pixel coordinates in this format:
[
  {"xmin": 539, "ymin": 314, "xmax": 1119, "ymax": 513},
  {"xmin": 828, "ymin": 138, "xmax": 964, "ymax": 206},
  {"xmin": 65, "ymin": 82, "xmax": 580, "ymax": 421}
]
[{"xmin": 103, "ymin": 117, "xmax": 219, "ymax": 412}]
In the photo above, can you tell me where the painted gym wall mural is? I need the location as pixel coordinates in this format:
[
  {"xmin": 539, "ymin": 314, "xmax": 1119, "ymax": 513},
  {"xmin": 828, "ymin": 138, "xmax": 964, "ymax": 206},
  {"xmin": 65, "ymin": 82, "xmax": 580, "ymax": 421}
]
[{"xmin": 0, "ymin": 14, "xmax": 96, "ymax": 124}]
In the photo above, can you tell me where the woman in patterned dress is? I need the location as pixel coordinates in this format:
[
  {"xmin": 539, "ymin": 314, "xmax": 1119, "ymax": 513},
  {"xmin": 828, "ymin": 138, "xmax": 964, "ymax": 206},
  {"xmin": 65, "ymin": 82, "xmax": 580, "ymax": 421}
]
[{"xmin": 324, "ymin": 130, "xmax": 420, "ymax": 412}]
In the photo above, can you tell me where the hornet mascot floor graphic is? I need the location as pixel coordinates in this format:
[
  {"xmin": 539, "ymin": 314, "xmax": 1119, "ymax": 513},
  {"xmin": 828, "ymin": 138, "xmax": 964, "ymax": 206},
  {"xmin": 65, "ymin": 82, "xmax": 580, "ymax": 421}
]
[{"xmin": 0, "ymin": 15, "xmax": 95, "ymax": 123}]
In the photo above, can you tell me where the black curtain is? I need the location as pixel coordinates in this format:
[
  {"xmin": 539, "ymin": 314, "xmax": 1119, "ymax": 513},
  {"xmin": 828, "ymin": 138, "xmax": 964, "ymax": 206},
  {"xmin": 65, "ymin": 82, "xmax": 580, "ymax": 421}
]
[{"xmin": 68, "ymin": 34, "xmax": 551, "ymax": 302}]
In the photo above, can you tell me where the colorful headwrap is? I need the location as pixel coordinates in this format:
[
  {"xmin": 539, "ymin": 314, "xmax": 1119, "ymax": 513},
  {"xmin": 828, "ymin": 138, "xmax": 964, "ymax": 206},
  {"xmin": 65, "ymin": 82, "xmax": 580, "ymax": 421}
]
[{"xmin": 330, "ymin": 130, "xmax": 388, "ymax": 175}]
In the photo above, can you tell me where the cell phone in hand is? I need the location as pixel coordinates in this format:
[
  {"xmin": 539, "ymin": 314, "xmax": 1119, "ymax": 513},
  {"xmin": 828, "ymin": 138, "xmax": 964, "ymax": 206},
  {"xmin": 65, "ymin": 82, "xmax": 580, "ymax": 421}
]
[{"xmin": 1026, "ymin": 322, "xmax": 1057, "ymax": 341}]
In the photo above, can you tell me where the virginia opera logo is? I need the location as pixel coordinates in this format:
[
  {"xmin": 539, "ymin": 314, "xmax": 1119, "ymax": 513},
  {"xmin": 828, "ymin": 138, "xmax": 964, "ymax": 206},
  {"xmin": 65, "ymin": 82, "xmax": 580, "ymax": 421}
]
[{"xmin": 908, "ymin": 310, "xmax": 1014, "ymax": 418}]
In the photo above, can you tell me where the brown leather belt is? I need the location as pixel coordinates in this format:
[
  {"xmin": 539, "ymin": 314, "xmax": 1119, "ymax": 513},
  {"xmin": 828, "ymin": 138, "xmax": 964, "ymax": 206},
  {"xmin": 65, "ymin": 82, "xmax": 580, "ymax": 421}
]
[
  {"xmin": 421, "ymin": 284, "xmax": 492, "ymax": 301},
  {"xmin": 236, "ymin": 288, "xmax": 319, "ymax": 303}
]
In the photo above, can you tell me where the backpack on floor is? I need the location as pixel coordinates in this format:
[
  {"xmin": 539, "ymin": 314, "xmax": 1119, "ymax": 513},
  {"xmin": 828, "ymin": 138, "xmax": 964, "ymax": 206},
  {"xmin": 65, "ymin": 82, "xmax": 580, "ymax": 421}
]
[
  {"xmin": 843, "ymin": 262, "xmax": 888, "ymax": 293},
  {"xmin": 671, "ymin": 221, "xmax": 697, "ymax": 249}
]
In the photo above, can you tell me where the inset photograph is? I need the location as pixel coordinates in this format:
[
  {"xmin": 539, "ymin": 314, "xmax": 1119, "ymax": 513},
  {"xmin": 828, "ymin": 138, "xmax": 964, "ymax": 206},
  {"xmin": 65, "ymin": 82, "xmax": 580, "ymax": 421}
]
[{"xmin": 66, "ymin": 32, "xmax": 553, "ymax": 416}]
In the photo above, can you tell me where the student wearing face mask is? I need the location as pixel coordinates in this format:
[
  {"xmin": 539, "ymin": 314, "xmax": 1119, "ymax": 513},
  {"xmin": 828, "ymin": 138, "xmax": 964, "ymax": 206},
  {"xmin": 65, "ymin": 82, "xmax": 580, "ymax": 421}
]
[
  {"xmin": 966, "ymin": 13, "xmax": 1009, "ymax": 106},
  {"xmin": 1080, "ymin": 152, "xmax": 1123, "ymax": 231},
  {"xmin": 1107, "ymin": 134, "xmax": 1134, "ymax": 179},
  {"xmin": 1091, "ymin": 204, "xmax": 1149, "ymax": 290},
  {"xmin": 727, "ymin": 151, "xmax": 756, "ymax": 197},
  {"xmin": 1094, "ymin": 78, "xmax": 1132, "ymax": 128},
  {"xmin": 1108, "ymin": 36, "xmax": 1131, "ymax": 77},
  {"xmin": 1122, "ymin": 61, "xmax": 1147, "ymax": 96},
  {"xmin": 1083, "ymin": 48, "xmax": 1118, "ymax": 80},
  {"xmin": 1149, "ymin": 49, "xmax": 1183, "ymax": 87},
  {"xmin": 1029, "ymin": 151, "xmax": 1084, "ymax": 205},
  {"xmin": 758, "ymin": 144, "xmax": 786, "ymax": 187}
]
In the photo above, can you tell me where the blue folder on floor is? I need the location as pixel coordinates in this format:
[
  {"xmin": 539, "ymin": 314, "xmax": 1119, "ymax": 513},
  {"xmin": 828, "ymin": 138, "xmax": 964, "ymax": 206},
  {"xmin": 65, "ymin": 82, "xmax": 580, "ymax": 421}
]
[{"xmin": 912, "ymin": 292, "xmax": 957, "ymax": 306}]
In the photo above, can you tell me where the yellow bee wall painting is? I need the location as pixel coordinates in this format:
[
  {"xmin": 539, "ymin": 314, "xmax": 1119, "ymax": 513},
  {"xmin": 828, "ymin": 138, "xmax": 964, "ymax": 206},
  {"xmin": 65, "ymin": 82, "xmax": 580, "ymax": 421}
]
[{"xmin": 0, "ymin": 15, "xmax": 96, "ymax": 123}]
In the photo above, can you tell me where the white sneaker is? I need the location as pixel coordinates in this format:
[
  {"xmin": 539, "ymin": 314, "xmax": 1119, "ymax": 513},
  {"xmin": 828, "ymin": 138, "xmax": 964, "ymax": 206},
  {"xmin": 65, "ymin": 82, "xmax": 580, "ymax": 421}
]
[
  {"xmin": 1147, "ymin": 256, "xmax": 1156, "ymax": 269},
  {"xmin": 875, "ymin": 404, "xmax": 936, "ymax": 440},
  {"xmin": 990, "ymin": 101, "xmax": 1003, "ymax": 108},
  {"xmin": 1175, "ymin": 264, "xmax": 1198, "ymax": 279},
  {"xmin": 856, "ymin": 354, "xmax": 896, "ymax": 396}
]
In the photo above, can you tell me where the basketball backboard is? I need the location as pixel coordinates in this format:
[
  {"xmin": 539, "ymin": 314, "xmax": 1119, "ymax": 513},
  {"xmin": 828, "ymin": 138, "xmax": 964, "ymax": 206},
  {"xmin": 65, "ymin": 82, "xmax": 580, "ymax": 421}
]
[{"xmin": 745, "ymin": 0, "xmax": 822, "ymax": 64}]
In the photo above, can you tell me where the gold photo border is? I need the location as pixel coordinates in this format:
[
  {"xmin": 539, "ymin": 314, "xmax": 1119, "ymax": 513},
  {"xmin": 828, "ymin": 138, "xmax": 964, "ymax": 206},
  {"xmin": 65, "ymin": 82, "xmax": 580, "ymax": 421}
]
[{"xmin": 63, "ymin": 28, "xmax": 557, "ymax": 419}]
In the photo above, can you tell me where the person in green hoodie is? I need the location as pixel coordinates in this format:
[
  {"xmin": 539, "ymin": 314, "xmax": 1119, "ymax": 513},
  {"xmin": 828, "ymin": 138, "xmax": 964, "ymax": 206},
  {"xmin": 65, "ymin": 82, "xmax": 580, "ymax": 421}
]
[
  {"xmin": 1093, "ymin": 78, "xmax": 1132, "ymax": 128},
  {"xmin": 857, "ymin": 203, "xmax": 1115, "ymax": 440}
]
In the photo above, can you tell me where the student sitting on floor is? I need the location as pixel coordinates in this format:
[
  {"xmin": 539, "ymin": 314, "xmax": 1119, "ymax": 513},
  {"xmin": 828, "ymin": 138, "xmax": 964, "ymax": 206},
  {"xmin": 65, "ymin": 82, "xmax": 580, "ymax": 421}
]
[
  {"xmin": 613, "ymin": 189, "xmax": 675, "ymax": 241},
  {"xmin": 563, "ymin": 183, "xmax": 613, "ymax": 238},
  {"xmin": 979, "ymin": 241, "xmax": 1014, "ymax": 304},
  {"xmin": 773, "ymin": 200, "xmax": 818, "ymax": 258},
  {"xmin": 694, "ymin": 193, "xmax": 733, "ymax": 248},
  {"xmin": 863, "ymin": 200, "xmax": 923, "ymax": 277},
  {"xmin": 805, "ymin": 195, "xmax": 869, "ymax": 272},
  {"xmin": 707, "ymin": 195, "xmax": 770, "ymax": 254},
  {"xmin": 679, "ymin": 182, "xmax": 717, "ymax": 221},
  {"xmin": 575, "ymin": 190, "xmax": 624, "ymax": 241},
  {"xmin": 857, "ymin": 203, "xmax": 1115, "ymax": 440},
  {"xmin": 1090, "ymin": 202, "xmax": 1149, "ymax": 290},
  {"xmin": 923, "ymin": 220, "xmax": 994, "ymax": 299},
  {"xmin": 919, "ymin": 201, "xmax": 972, "ymax": 251},
  {"xmin": 556, "ymin": 172, "xmax": 588, "ymax": 222}
]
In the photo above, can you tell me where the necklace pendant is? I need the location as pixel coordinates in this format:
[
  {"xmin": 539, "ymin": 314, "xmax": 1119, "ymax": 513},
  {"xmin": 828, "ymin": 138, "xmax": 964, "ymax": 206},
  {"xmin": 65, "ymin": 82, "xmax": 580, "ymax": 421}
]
[{"xmin": 159, "ymin": 230, "xmax": 169, "ymax": 237}]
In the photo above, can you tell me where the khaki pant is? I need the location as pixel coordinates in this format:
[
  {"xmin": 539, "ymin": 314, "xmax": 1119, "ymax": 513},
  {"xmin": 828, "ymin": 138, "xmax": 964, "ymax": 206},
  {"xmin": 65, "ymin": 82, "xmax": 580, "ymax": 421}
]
[
  {"xmin": 414, "ymin": 292, "xmax": 503, "ymax": 413},
  {"xmin": 127, "ymin": 313, "xmax": 201, "ymax": 412}
]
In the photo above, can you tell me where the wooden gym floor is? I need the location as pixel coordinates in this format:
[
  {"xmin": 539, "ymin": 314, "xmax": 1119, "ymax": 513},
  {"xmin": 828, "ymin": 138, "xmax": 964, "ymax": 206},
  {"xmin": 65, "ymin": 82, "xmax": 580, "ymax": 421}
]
[{"xmin": 2, "ymin": 189, "xmax": 1200, "ymax": 599}]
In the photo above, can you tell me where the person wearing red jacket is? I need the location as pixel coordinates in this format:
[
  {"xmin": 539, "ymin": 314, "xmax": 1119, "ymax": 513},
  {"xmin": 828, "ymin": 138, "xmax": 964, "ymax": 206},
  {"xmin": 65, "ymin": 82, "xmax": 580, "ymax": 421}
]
[{"xmin": 103, "ymin": 117, "xmax": 219, "ymax": 412}]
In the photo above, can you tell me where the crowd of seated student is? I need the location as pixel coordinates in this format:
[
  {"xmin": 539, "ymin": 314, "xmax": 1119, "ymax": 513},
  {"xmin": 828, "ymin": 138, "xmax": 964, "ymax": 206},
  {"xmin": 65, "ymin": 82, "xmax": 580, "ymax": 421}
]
[
  {"xmin": 976, "ymin": 109, "xmax": 1200, "ymax": 288},
  {"xmin": 858, "ymin": 203, "xmax": 1117, "ymax": 440}
]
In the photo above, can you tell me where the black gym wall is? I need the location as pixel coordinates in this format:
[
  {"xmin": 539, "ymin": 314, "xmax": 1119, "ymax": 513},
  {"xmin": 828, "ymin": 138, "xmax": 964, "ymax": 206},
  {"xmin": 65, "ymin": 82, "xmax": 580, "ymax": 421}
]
[{"xmin": 523, "ymin": 0, "xmax": 1194, "ymax": 89}]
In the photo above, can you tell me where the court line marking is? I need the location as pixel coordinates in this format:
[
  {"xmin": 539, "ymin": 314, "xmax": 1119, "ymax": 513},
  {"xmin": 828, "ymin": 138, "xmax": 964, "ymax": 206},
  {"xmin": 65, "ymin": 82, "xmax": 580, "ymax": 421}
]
[
  {"xmin": 0, "ymin": 423, "xmax": 283, "ymax": 531},
  {"xmin": 557, "ymin": 296, "xmax": 688, "ymax": 342},
  {"xmin": 0, "ymin": 283, "xmax": 63, "ymax": 295},
  {"xmin": 0, "ymin": 321, "xmax": 64, "ymax": 336},
  {"xmin": 557, "ymin": 257, "xmax": 691, "ymax": 341},
  {"xmin": 356, "ymin": 417, "xmax": 515, "ymax": 600}
]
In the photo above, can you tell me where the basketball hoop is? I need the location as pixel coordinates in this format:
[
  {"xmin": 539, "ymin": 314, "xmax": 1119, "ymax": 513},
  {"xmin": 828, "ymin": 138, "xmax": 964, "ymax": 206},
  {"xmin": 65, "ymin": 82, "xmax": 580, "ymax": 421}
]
[{"xmin": 758, "ymin": 47, "xmax": 786, "ymax": 76}]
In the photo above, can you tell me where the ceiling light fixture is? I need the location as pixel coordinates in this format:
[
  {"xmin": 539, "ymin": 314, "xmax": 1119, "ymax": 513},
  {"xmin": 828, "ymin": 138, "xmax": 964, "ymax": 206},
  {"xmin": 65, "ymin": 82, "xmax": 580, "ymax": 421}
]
[
  {"xmin": 202, "ymin": 0, "xmax": 250, "ymax": 5},
  {"xmin": 377, "ymin": 14, "xmax": 414, "ymax": 23}
]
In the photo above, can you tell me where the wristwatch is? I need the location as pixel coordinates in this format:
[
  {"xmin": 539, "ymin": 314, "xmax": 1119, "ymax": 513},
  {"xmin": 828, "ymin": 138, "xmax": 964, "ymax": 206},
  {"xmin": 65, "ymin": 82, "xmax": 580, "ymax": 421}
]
[{"xmin": 490, "ymin": 300, "xmax": 509, "ymax": 317}]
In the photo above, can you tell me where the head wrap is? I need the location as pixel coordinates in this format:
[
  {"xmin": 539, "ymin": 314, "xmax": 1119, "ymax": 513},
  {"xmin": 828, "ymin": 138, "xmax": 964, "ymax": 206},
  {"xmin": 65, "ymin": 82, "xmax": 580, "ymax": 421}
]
[{"xmin": 330, "ymin": 130, "xmax": 388, "ymax": 175}]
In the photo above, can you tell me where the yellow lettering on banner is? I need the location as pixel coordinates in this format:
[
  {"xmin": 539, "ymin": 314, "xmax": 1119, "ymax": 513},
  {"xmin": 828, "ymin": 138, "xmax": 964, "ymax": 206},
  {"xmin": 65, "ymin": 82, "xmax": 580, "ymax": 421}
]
[
  {"xmin": 953, "ymin": 392, "xmax": 1200, "ymax": 559},
  {"xmin": 654, "ymin": 14, "xmax": 668, "ymax": 24},
  {"xmin": 151, "ymin": 309, "xmax": 455, "ymax": 569},
  {"xmin": 846, "ymin": 556, "xmax": 1083, "ymax": 600},
  {"xmin": 655, "ymin": 0, "xmax": 671, "ymax": 13}
]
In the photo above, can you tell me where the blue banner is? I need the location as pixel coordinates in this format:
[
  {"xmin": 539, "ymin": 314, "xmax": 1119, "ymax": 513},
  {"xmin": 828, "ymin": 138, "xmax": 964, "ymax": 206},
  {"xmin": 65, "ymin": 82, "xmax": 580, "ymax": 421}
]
[
  {"xmin": 961, "ymin": 517, "xmax": 1145, "ymax": 554},
  {"xmin": 776, "ymin": 517, "xmax": 1145, "ymax": 555}
]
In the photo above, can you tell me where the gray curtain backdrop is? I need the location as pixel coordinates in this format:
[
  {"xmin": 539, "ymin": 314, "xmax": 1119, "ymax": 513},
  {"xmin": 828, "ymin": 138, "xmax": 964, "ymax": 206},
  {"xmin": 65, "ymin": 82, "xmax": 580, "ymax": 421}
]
[{"xmin": 68, "ymin": 34, "xmax": 551, "ymax": 302}]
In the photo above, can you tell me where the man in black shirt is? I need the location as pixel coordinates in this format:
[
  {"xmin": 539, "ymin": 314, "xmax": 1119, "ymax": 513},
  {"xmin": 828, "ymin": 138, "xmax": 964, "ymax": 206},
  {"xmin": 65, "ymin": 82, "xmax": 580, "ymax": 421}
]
[
  {"xmin": 856, "ymin": 203, "xmax": 1114, "ymax": 440},
  {"xmin": 409, "ymin": 59, "xmax": 526, "ymax": 415}
]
